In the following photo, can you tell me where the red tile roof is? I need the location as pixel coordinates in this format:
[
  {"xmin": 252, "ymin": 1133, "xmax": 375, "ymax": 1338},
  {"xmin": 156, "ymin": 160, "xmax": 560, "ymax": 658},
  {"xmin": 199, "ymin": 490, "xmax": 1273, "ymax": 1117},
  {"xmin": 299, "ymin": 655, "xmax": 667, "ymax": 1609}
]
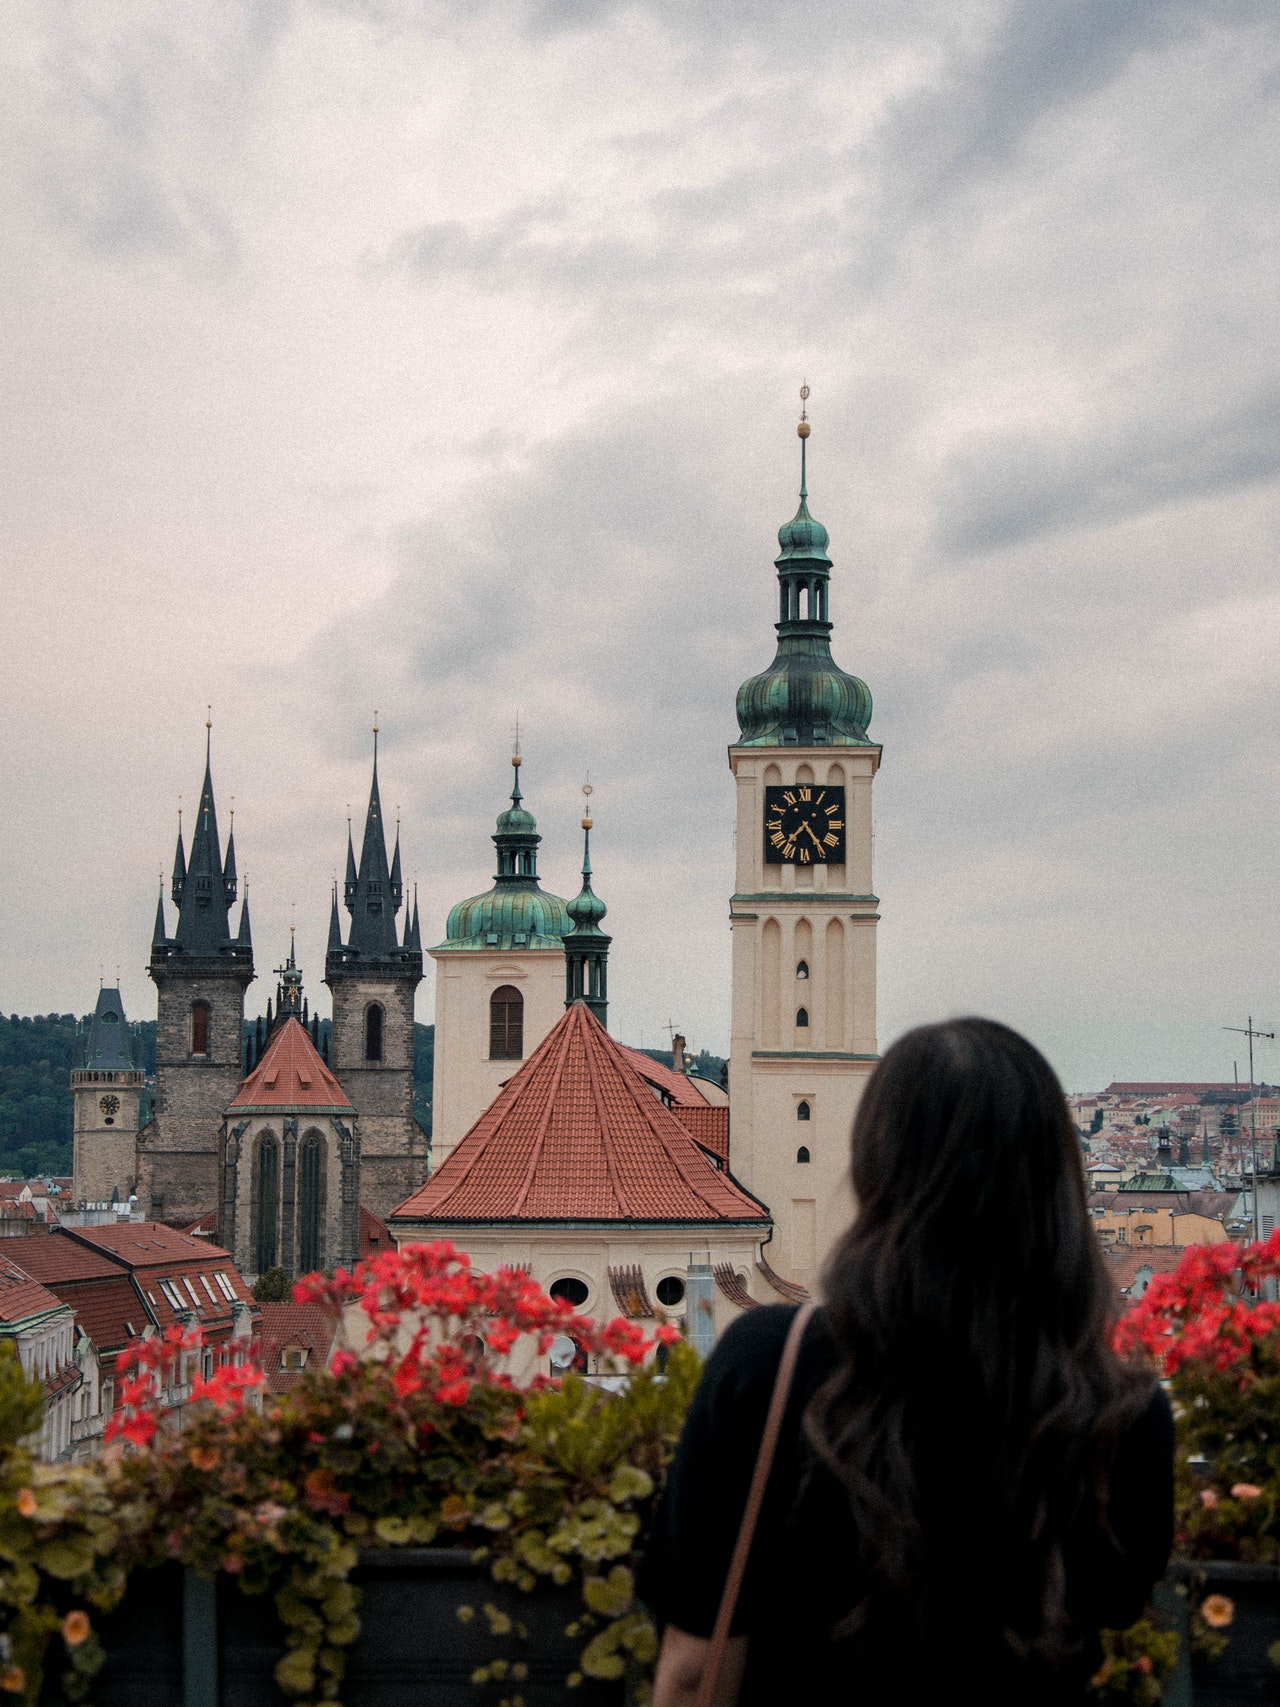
[
  {"xmin": 54, "ymin": 1224, "xmax": 255, "ymax": 1336},
  {"xmin": 7, "ymin": 1232, "xmax": 122, "ymax": 1285},
  {"xmin": 229, "ymin": 1018, "xmax": 353, "ymax": 1111},
  {"xmin": 672, "ymin": 1105, "xmax": 729, "ymax": 1164},
  {"xmin": 390, "ymin": 1003, "xmax": 768, "ymax": 1226},
  {"xmin": 256, "ymin": 1302, "xmax": 341, "ymax": 1394},
  {"xmin": 0, "ymin": 1253, "xmax": 68, "ymax": 1325},
  {"xmin": 621, "ymin": 1049, "xmax": 710, "ymax": 1108},
  {"xmin": 63, "ymin": 1277, "xmax": 146, "ymax": 1356},
  {"xmin": 360, "ymin": 1206, "xmax": 391, "ymax": 1258}
]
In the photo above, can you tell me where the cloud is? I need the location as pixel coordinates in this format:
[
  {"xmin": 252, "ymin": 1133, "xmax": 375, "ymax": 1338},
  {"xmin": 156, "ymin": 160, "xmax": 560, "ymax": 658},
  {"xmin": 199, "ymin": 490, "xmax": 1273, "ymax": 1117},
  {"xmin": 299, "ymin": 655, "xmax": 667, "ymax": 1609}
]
[{"xmin": 4, "ymin": 0, "xmax": 1280, "ymax": 1092}]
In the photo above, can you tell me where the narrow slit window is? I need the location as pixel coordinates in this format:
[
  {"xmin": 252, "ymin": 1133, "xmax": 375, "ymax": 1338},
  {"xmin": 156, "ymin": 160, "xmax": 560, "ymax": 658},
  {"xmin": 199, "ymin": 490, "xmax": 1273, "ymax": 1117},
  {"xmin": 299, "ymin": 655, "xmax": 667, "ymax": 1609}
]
[
  {"xmin": 796, "ymin": 1007, "xmax": 809, "ymax": 1028},
  {"xmin": 364, "ymin": 1003, "xmax": 384, "ymax": 1062},
  {"xmin": 796, "ymin": 961, "xmax": 809, "ymax": 981},
  {"xmin": 190, "ymin": 1001, "xmax": 210, "ymax": 1055},
  {"xmin": 797, "ymin": 1146, "xmax": 811, "ymax": 1164},
  {"xmin": 797, "ymin": 1101, "xmax": 811, "ymax": 1121}
]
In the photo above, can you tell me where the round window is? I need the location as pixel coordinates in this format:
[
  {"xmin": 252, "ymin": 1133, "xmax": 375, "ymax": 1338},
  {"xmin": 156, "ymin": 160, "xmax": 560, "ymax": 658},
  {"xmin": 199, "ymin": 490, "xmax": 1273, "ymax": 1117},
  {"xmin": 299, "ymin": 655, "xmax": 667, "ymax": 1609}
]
[
  {"xmin": 655, "ymin": 1275, "xmax": 685, "ymax": 1307},
  {"xmin": 549, "ymin": 1277, "xmax": 589, "ymax": 1307}
]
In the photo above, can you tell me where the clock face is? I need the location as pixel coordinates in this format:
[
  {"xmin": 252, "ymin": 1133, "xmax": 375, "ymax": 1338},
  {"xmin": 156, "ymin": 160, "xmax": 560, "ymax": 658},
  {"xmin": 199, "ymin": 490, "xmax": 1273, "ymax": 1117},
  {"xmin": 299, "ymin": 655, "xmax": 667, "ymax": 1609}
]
[{"xmin": 764, "ymin": 785, "xmax": 846, "ymax": 864}]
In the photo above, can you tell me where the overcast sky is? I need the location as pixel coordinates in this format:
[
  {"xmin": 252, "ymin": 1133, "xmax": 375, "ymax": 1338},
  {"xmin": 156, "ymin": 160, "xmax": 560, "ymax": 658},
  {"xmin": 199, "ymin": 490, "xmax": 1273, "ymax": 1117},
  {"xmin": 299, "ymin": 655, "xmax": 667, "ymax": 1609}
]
[{"xmin": 4, "ymin": 0, "xmax": 1279, "ymax": 1091}]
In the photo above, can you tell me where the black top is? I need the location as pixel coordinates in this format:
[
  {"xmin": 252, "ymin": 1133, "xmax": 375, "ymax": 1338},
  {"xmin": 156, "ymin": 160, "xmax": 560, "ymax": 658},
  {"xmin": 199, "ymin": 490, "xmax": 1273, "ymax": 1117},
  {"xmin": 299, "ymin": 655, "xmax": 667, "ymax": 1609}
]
[{"xmin": 639, "ymin": 1306, "xmax": 1174, "ymax": 1706}]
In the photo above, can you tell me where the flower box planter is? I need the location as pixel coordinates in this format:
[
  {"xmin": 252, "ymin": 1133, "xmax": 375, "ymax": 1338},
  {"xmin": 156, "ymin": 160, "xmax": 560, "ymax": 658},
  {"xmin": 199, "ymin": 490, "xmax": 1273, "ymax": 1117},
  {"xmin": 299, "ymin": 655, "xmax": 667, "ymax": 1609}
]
[
  {"xmin": 1157, "ymin": 1562, "xmax": 1280, "ymax": 1707},
  {"xmin": 89, "ymin": 1548, "xmax": 624, "ymax": 1707}
]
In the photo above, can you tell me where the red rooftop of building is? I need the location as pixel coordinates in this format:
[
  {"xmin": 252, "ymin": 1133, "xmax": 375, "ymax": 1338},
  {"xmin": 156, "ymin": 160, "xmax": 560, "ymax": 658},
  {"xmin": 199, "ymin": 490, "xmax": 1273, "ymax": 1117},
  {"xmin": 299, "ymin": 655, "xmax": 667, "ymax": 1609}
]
[
  {"xmin": 390, "ymin": 1002, "xmax": 767, "ymax": 1227},
  {"xmin": 228, "ymin": 1017, "xmax": 353, "ymax": 1112},
  {"xmin": 0, "ymin": 1252, "xmax": 67, "ymax": 1326}
]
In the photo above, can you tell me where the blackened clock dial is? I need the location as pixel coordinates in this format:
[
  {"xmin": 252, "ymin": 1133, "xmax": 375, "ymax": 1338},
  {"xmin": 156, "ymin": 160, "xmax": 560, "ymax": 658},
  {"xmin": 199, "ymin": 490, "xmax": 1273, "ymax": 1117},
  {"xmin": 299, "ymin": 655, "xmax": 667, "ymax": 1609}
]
[{"xmin": 764, "ymin": 785, "xmax": 846, "ymax": 864}]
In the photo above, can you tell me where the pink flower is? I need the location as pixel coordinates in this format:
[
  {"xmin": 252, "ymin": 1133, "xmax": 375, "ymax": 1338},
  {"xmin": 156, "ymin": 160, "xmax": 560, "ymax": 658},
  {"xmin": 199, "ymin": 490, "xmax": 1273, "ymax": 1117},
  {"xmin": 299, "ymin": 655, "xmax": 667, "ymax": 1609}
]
[
  {"xmin": 1231, "ymin": 1483, "xmax": 1262, "ymax": 1500},
  {"xmin": 1200, "ymin": 1489, "xmax": 1219, "ymax": 1509}
]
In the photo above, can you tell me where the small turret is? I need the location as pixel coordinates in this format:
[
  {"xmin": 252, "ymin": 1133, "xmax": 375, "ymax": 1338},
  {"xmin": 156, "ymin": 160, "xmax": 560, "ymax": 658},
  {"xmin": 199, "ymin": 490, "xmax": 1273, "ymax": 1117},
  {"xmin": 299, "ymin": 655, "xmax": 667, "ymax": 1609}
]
[
  {"xmin": 390, "ymin": 823, "xmax": 403, "ymax": 913},
  {"xmin": 171, "ymin": 817, "xmax": 187, "ymax": 905},
  {"xmin": 564, "ymin": 785, "xmax": 611, "ymax": 1029},
  {"xmin": 152, "ymin": 884, "xmax": 168, "ymax": 951}
]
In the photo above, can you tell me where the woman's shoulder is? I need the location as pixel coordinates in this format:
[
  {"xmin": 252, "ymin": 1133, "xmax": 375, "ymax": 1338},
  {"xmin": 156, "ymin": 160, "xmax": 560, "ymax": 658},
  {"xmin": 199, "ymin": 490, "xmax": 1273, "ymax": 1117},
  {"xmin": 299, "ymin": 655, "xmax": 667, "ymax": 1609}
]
[{"xmin": 701, "ymin": 1303, "xmax": 836, "ymax": 1398}]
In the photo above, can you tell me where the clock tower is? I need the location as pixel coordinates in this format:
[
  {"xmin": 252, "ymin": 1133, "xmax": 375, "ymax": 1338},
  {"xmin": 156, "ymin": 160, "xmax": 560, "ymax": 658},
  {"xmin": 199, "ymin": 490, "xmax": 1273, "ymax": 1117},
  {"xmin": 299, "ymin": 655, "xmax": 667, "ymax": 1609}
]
[{"xmin": 728, "ymin": 396, "xmax": 881, "ymax": 1292}]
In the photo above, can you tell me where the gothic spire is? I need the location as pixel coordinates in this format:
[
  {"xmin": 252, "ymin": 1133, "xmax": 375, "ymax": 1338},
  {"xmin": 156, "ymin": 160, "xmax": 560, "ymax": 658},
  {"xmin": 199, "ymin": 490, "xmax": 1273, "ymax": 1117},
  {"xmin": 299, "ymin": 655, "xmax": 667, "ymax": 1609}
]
[
  {"xmin": 223, "ymin": 813, "xmax": 238, "ymax": 904},
  {"xmin": 171, "ymin": 814, "xmax": 187, "ymax": 905},
  {"xmin": 564, "ymin": 785, "xmax": 611, "ymax": 1028},
  {"xmin": 390, "ymin": 819, "xmax": 403, "ymax": 912},
  {"xmin": 344, "ymin": 819, "xmax": 357, "ymax": 907},
  {"xmin": 152, "ymin": 884, "xmax": 168, "ymax": 950},
  {"xmin": 169, "ymin": 722, "xmax": 240, "ymax": 956},
  {"xmin": 342, "ymin": 724, "xmax": 400, "ymax": 957},
  {"xmin": 236, "ymin": 878, "xmax": 252, "ymax": 949},
  {"xmin": 327, "ymin": 882, "xmax": 343, "ymax": 954}
]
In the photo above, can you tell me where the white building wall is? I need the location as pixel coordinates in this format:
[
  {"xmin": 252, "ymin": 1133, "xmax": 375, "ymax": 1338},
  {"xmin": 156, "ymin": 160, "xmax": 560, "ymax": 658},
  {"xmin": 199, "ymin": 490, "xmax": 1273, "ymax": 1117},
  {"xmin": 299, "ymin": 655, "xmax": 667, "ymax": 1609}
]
[{"xmin": 429, "ymin": 949, "xmax": 567, "ymax": 1165}]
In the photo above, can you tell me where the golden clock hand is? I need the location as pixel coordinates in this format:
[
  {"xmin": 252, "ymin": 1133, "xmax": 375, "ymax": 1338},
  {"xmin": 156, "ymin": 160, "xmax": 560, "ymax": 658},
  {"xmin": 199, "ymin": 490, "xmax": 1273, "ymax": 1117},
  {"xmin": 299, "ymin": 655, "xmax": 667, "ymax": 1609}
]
[{"xmin": 799, "ymin": 819, "xmax": 824, "ymax": 847}]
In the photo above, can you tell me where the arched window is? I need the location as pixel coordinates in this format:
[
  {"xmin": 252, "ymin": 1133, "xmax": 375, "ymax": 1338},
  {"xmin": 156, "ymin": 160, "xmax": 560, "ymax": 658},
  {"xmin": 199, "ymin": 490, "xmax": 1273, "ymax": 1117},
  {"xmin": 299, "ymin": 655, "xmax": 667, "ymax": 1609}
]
[
  {"xmin": 298, "ymin": 1134, "xmax": 324, "ymax": 1275},
  {"xmin": 253, "ymin": 1137, "xmax": 279, "ymax": 1273},
  {"xmin": 796, "ymin": 1007, "xmax": 809, "ymax": 1028},
  {"xmin": 191, "ymin": 1001, "xmax": 210, "ymax": 1056},
  {"xmin": 797, "ymin": 1101, "xmax": 811, "ymax": 1121},
  {"xmin": 797, "ymin": 1146, "xmax": 811, "ymax": 1164},
  {"xmin": 796, "ymin": 961, "xmax": 809, "ymax": 981},
  {"xmin": 364, "ymin": 1003, "xmax": 384, "ymax": 1063},
  {"xmin": 490, "ymin": 985, "xmax": 524, "ymax": 1060}
]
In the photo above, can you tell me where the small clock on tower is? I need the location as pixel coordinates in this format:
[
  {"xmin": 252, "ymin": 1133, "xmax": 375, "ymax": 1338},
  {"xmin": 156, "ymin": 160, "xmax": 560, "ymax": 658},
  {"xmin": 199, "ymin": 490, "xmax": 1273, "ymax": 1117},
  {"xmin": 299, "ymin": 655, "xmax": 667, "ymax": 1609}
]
[{"xmin": 764, "ymin": 785, "xmax": 846, "ymax": 864}]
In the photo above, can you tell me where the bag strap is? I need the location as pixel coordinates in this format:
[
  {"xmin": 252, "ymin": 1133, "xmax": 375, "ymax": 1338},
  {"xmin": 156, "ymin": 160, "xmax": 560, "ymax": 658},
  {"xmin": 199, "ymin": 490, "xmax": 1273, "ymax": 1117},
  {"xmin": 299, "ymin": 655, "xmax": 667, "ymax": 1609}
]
[{"xmin": 695, "ymin": 1301, "xmax": 817, "ymax": 1707}]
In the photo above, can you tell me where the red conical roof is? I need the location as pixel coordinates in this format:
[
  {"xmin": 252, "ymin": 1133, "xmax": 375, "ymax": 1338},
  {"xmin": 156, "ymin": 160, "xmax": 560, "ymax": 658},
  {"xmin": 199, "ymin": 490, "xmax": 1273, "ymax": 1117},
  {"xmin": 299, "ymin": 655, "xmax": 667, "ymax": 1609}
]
[
  {"xmin": 390, "ymin": 1002, "xmax": 767, "ymax": 1225},
  {"xmin": 229, "ymin": 1018, "xmax": 353, "ymax": 1112}
]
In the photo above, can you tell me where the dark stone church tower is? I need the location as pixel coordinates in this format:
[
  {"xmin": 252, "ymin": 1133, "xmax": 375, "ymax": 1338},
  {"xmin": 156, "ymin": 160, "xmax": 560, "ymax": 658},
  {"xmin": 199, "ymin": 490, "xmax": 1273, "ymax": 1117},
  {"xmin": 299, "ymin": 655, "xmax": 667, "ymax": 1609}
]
[
  {"xmin": 325, "ymin": 732, "xmax": 426, "ymax": 1215},
  {"xmin": 139, "ymin": 731, "xmax": 254, "ymax": 1223}
]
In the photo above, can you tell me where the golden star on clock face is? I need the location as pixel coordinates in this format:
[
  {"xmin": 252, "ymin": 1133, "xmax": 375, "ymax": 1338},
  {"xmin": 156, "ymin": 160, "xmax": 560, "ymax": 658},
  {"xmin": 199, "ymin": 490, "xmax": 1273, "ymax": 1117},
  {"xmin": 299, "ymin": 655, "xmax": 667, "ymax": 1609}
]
[{"xmin": 764, "ymin": 785, "xmax": 846, "ymax": 864}]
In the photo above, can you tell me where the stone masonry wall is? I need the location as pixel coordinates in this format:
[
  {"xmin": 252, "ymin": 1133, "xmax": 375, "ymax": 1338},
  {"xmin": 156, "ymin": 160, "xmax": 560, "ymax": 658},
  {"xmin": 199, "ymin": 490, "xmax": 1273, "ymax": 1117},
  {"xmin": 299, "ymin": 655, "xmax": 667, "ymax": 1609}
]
[
  {"xmin": 329, "ymin": 974, "xmax": 426, "ymax": 1218},
  {"xmin": 141, "ymin": 962, "xmax": 251, "ymax": 1224}
]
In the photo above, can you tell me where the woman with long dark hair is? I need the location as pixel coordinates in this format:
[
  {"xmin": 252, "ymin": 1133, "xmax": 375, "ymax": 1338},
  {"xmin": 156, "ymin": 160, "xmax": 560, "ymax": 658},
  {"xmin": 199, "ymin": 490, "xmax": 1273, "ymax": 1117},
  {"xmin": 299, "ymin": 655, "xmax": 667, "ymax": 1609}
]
[{"xmin": 641, "ymin": 1019, "xmax": 1172, "ymax": 1705}]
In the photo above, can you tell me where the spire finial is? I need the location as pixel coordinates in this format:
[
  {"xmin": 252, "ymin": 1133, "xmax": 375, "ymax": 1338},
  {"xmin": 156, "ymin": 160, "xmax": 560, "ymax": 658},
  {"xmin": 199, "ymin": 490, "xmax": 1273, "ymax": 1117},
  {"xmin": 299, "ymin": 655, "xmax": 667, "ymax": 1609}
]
[
  {"xmin": 205, "ymin": 705, "xmax": 212, "ymax": 766},
  {"xmin": 797, "ymin": 381, "xmax": 811, "ymax": 498},
  {"xmin": 581, "ymin": 777, "xmax": 593, "ymax": 833},
  {"xmin": 372, "ymin": 711, "xmax": 379, "ymax": 769}
]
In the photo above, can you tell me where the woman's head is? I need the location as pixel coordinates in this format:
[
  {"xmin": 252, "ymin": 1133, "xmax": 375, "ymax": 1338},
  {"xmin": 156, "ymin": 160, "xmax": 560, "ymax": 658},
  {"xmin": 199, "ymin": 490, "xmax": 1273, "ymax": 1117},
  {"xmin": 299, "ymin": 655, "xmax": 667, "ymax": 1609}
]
[{"xmin": 841, "ymin": 1018, "xmax": 1103, "ymax": 1352}]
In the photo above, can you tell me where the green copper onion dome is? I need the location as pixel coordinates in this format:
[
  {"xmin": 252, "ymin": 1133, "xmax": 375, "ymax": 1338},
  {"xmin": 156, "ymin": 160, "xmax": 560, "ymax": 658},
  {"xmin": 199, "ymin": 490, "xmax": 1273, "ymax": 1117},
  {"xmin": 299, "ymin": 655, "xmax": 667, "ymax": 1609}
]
[
  {"xmin": 436, "ymin": 755, "xmax": 572, "ymax": 952},
  {"xmin": 735, "ymin": 404, "xmax": 873, "ymax": 748}
]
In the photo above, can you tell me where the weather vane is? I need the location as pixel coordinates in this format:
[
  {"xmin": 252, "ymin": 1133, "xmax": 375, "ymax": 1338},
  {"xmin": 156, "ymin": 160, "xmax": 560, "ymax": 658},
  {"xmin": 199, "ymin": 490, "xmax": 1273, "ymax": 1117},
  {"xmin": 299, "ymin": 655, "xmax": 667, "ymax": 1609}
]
[
  {"xmin": 798, "ymin": 381, "xmax": 810, "ymax": 439},
  {"xmin": 581, "ymin": 777, "xmax": 593, "ymax": 830}
]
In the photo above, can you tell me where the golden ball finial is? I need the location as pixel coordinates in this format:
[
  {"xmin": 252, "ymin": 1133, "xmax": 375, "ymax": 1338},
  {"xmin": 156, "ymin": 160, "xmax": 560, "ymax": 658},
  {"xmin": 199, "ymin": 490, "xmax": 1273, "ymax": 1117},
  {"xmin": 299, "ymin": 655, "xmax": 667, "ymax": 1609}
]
[
  {"xmin": 581, "ymin": 779, "xmax": 593, "ymax": 830},
  {"xmin": 512, "ymin": 752, "xmax": 522, "ymax": 768},
  {"xmin": 797, "ymin": 421, "xmax": 811, "ymax": 439}
]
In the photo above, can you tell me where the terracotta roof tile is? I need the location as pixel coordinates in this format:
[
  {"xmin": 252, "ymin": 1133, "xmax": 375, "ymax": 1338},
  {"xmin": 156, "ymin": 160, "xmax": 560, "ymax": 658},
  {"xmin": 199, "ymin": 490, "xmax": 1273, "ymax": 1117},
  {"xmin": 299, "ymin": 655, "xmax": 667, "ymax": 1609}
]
[
  {"xmin": 0, "ymin": 1254, "xmax": 67, "ymax": 1325},
  {"xmin": 6, "ymin": 1232, "xmax": 121, "ymax": 1284},
  {"xmin": 672, "ymin": 1105, "xmax": 729, "ymax": 1164},
  {"xmin": 256, "ymin": 1302, "xmax": 340, "ymax": 1394},
  {"xmin": 229, "ymin": 1019, "xmax": 353, "ymax": 1112},
  {"xmin": 391, "ymin": 1004, "xmax": 768, "ymax": 1226},
  {"xmin": 621, "ymin": 1049, "xmax": 710, "ymax": 1108},
  {"xmin": 63, "ymin": 1277, "xmax": 146, "ymax": 1355},
  {"xmin": 359, "ymin": 1206, "xmax": 391, "ymax": 1258}
]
